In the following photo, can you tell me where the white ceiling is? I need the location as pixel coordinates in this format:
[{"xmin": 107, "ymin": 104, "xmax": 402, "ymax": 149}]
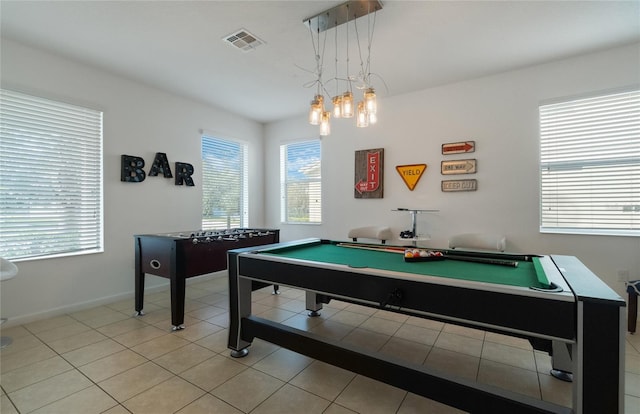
[{"xmin": 2, "ymin": 1, "xmax": 639, "ymax": 124}]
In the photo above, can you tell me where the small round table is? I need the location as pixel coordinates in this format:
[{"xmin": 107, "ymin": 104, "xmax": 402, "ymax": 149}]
[{"xmin": 1, "ymin": 258, "xmax": 19, "ymax": 348}]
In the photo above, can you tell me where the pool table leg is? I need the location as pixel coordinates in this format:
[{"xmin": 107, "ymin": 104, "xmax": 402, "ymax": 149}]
[
  {"xmin": 306, "ymin": 291, "xmax": 324, "ymax": 316},
  {"xmin": 228, "ymin": 254, "xmax": 253, "ymax": 357},
  {"xmin": 573, "ymin": 300, "xmax": 625, "ymax": 414},
  {"xmin": 550, "ymin": 341, "xmax": 573, "ymax": 382},
  {"xmin": 628, "ymin": 288, "xmax": 637, "ymax": 334}
]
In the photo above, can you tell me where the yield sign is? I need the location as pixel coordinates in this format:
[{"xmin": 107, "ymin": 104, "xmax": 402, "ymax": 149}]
[{"xmin": 395, "ymin": 164, "xmax": 427, "ymax": 191}]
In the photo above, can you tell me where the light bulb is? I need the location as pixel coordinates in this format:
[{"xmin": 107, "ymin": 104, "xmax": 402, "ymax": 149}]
[
  {"xmin": 332, "ymin": 95, "xmax": 343, "ymax": 118},
  {"xmin": 319, "ymin": 111, "xmax": 331, "ymax": 136},
  {"xmin": 341, "ymin": 91, "xmax": 354, "ymax": 118},
  {"xmin": 364, "ymin": 88, "xmax": 377, "ymax": 114},
  {"xmin": 368, "ymin": 111, "xmax": 377, "ymax": 124},
  {"xmin": 308, "ymin": 95, "xmax": 324, "ymax": 125},
  {"xmin": 356, "ymin": 101, "xmax": 368, "ymax": 128}
]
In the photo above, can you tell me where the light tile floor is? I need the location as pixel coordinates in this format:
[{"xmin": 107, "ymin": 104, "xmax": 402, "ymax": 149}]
[{"xmin": 1, "ymin": 275, "xmax": 639, "ymax": 413}]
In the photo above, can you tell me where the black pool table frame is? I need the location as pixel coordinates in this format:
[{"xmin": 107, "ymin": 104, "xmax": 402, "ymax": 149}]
[{"xmin": 228, "ymin": 239, "xmax": 625, "ymax": 414}]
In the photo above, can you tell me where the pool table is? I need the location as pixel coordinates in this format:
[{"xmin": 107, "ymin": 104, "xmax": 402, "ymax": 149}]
[{"xmin": 228, "ymin": 238, "xmax": 625, "ymax": 414}]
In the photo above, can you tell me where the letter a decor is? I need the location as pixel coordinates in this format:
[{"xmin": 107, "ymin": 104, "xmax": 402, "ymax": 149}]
[{"xmin": 354, "ymin": 148, "xmax": 384, "ymax": 199}]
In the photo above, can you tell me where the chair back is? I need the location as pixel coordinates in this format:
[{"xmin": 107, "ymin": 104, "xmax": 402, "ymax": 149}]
[
  {"xmin": 348, "ymin": 226, "xmax": 393, "ymax": 244},
  {"xmin": 448, "ymin": 233, "xmax": 506, "ymax": 252}
]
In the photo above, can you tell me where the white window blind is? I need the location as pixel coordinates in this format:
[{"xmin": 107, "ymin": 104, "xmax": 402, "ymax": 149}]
[
  {"xmin": 0, "ymin": 89, "xmax": 104, "ymax": 260},
  {"xmin": 280, "ymin": 140, "xmax": 321, "ymax": 224},
  {"xmin": 201, "ymin": 136, "xmax": 248, "ymax": 229},
  {"xmin": 539, "ymin": 89, "xmax": 640, "ymax": 236}
]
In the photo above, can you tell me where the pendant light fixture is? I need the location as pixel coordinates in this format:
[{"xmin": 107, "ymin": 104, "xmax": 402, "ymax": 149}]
[
  {"xmin": 309, "ymin": 95, "xmax": 324, "ymax": 125},
  {"xmin": 364, "ymin": 87, "xmax": 377, "ymax": 124},
  {"xmin": 341, "ymin": 91, "xmax": 354, "ymax": 118},
  {"xmin": 320, "ymin": 111, "xmax": 331, "ymax": 136},
  {"xmin": 332, "ymin": 95, "xmax": 343, "ymax": 118},
  {"xmin": 356, "ymin": 101, "xmax": 368, "ymax": 128},
  {"xmin": 303, "ymin": 0, "xmax": 383, "ymax": 136}
]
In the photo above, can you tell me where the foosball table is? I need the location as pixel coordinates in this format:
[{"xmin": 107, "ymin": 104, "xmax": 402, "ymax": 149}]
[{"xmin": 134, "ymin": 228, "xmax": 279, "ymax": 330}]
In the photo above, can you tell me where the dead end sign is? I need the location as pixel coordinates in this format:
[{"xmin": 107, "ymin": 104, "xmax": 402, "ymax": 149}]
[{"xmin": 396, "ymin": 164, "xmax": 427, "ymax": 191}]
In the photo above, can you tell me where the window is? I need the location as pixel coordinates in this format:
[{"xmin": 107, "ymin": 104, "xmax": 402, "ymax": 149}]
[
  {"xmin": 280, "ymin": 140, "xmax": 321, "ymax": 224},
  {"xmin": 201, "ymin": 135, "xmax": 248, "ymax": 229},
  {"xmin": 0, "ymin": 89, "xmax": 104, "ymax": 260},
  {"xmin": 539, "ymin": 89, "xmax": 640, "ymax": 236}
]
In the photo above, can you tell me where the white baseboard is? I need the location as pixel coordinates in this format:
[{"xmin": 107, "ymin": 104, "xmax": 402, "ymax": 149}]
[{"xmin": 1, "ymin": 272, "xmax": 226, "ymax": 328}]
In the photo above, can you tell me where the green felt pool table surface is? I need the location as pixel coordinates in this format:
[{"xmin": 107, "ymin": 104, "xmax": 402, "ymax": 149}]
[{"xmin": 262, "ymin": 242, "xmax": 551, "ymax": 289}]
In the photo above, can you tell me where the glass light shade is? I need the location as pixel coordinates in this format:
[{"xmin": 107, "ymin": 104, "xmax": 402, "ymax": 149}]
[
  {"xmin": 308, "ymin": 95, "xmax": 324, "ymax": 125},
  {"xmin": 332, "ymin": 95, "xmax": 343, "ymax": 118},
  {"xmin": 367, "ymin": 111, "xmax": 377, "ymax": 124},
  {"xmin": 341, "ymin": 91, "xmax": 354, "ymax": 118},
  {"xmin": 364, "ymin": 88, "xmax": 377, "ymax": 114},
  {"xmin": 356, "ymin": 101, "xmax": 369, "ymax": 128},
  {"xmin": 319, "ymin": 111, "xmax": 331, "ymax": 136}
]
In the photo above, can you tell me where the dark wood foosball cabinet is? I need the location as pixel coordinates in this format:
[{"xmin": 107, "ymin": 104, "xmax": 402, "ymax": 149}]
[{"xmin": 134, "ymin": 228, "xmax": 279, "ymax": 330}]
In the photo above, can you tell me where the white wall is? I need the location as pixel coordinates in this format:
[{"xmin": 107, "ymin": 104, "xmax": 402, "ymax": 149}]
[
  {"xmin": 1, "ymin": 39, "xmax": 638, "ymax": 325},
  {"xmin": 0, "ymin": 39, "xmax": 266, "ymax": 325},
  {"xmin": 264, "ymin": 43, "xmax": 640, "ymax": 297}
]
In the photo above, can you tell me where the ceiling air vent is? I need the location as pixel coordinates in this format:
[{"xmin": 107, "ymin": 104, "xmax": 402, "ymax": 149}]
[{"xmin": 223, "ymin": 29, "xmax": 265, "ymax": 52}]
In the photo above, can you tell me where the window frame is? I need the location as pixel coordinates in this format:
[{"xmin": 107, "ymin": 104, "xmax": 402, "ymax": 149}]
[
  {"xmin": 0, "ymin": 88, "xmax": 104, "ymax": 261},
  {"xmin": 201, "ymin": 134, "xmax": 249, "ymax": 230},
  {"xmin": 280, "ymin": 139, "xmax": 322, "ymax": 225},
  {"xmin": 539, "ymin": 88, "xmax": 640, "ymax": 237}
]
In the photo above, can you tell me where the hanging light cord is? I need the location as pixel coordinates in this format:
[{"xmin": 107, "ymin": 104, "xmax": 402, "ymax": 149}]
[
  {"xmin": 354, "ymin": 5, "xmax": 377, "ymax": 88},
  {"xmin": 306, "ymin": 19, "xmax": 328, "ymax": 96},
  {"xmin": 366, "ymin": 9, "xmax": 377, "ymax": 86},
  {"xmin": 345, "ymin": 5, "xmax": 352, "ymax": 93},
  {"xmin": 334, "ymin": 18, "xmax": 340, "ymax": 96}
]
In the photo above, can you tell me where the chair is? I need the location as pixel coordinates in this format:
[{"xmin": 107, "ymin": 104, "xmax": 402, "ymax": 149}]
[
  {"xmin": 1, "ymin": 257, "xmax": 18, "ymax": 349},
  {"xmin": 448, "ymin": 233, "xmax": 506, "ymax": 252},
  {"xmin": 348, "ymin": 226, "xmax": 393, "ymax": 244}
]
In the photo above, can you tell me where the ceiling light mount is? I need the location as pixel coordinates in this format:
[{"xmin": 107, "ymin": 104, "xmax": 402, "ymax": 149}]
[{"xmin": 304, "ymin": 0, "xmax": 383, "ymax": 33}]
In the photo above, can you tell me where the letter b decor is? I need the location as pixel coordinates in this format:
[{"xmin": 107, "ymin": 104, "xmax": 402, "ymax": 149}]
[{"xmin": 121, "ymin": 155, "xmax": 146, "ymax": 182}]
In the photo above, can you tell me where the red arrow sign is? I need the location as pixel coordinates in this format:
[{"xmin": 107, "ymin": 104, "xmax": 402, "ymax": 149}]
[
  {"xmin": 355, "ymin": 179, "xmax": 369, "ymax": 194},
  {"xmin": 442, "ymin": 141, "xmax": 475, "ymax": 155}
]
